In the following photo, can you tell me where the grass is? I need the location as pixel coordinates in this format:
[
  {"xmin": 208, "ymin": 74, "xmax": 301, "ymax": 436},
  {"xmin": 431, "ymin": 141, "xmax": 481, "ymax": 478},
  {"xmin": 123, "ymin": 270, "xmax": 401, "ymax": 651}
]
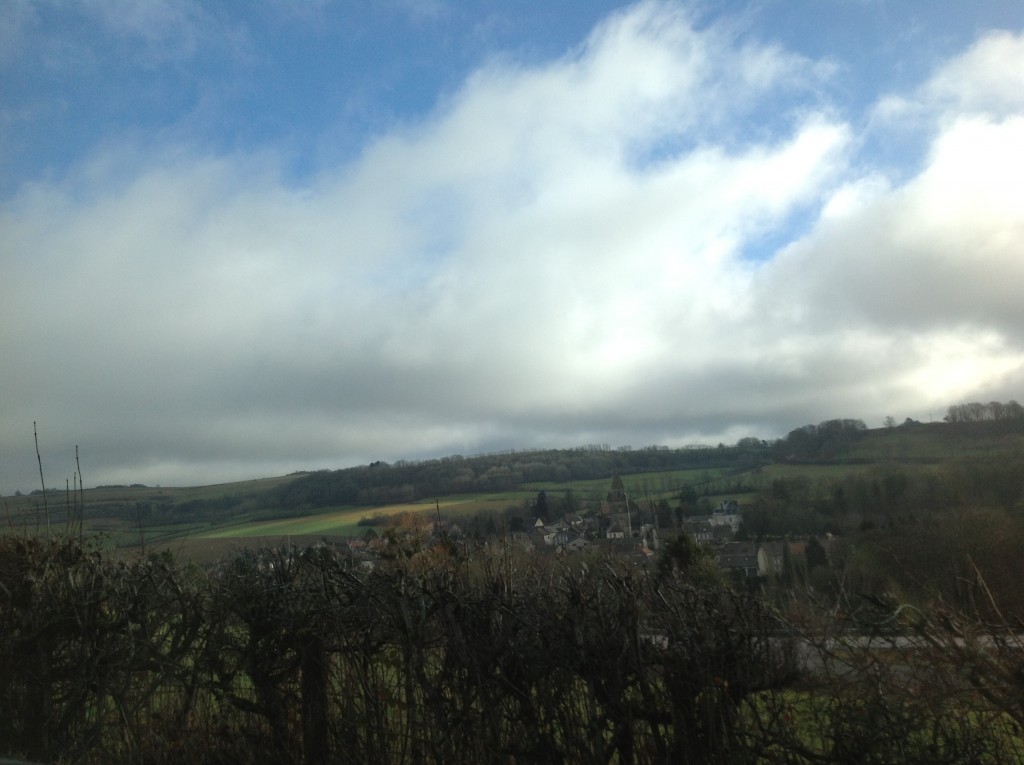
[
  {"xmin": 522, "ymin": 466, "xmax": 735, "ymax": 495},
  {"xmin": 847, "ymin": 423, "xmax": 1024, "ymax": 463}
]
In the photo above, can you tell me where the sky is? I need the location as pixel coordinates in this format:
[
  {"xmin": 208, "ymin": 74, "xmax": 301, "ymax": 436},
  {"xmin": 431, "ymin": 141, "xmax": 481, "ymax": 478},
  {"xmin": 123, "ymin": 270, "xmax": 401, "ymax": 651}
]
[{"xmin": 2, "ymin": 0, "xmax": 1023, "ymax": 493}]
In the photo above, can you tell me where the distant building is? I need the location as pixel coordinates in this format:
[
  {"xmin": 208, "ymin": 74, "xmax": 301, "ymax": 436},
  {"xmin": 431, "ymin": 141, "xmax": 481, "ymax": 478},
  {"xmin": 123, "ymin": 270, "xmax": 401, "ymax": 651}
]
[
  {"xmin": 638, "ymin": 523, "xmax": 659, "ymax": 551},
  {"xmin": 681, "ymin": 520, "xmax": 714, "ymax": 545},
  {"xmin": 716, "ymin": 542, "xmax": 761, "ymax": 578},
  {"xmin": 715, "ymin": 540, "xmax": 791, "ymax": 578},
  {"xmin": 689, "ymin": 500, "xmax": 742, "ymax": 533}
]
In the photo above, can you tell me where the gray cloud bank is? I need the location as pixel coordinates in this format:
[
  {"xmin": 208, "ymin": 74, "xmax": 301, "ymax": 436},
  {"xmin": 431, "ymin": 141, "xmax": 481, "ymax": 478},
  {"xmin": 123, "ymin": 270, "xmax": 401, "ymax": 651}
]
[{"xmin": 2, "ymin": 4, "xmax": 1024, "ymax": 491}]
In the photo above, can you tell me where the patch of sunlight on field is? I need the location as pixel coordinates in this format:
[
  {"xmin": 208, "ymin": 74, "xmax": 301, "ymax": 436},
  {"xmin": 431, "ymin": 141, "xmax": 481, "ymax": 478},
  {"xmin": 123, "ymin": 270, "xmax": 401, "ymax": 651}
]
[
  {"xmin": 198, "ymin": 493, "xmax": 544, "ymax": 540},
  {"xmin": 199, "ymin": 510, "xmax": 365, "ymax": 538},
  {"xmin": 198, "ymin": 495, "xmax": 513, "ymax": 539}
]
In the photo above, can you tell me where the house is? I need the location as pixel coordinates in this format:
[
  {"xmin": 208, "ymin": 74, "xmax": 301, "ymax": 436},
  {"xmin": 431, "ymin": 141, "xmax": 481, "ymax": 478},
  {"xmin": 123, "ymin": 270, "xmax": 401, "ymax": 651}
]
[
  {"xmin": 577, "ymin": 516, "xmax": 602, "ymax": 539},
  {"xmin": 757, "ymin": 541, "xmax": 786, "ymax": 576},
  {"xmin": 711, "ymin": 524, "xmax": 734, "ymax": 544},
  {"xmin": 530, "ymin": 520, "xmax": 573, "ymax": 546},
  {"xmin": 716, "ymin": 541, "xmax": 793, "ymax": 578},
  {"xmin": 681, "ymin": 520, "xmax": 714, "ymax": 545},
  {"xmin": 559, "ymin": 534, "xmax": 590, "ymax": 554},
  {"xmin": 688, "ymin": 502, "xmax": 741, "ymax": 531},
  {"xmin": 534, "ymin": 526, "xmax": 557, "ymax": 545},
  {"xmin": 567, "ymin": 537, "xmax": 589, "ymax": 552},
  {"xmin": 606, "ymin": 524, "xmax": 626, "ymax": 540},
  {"xmin": 716, "ymin": 542, "xmax": 761, "ymax": 578},
  {"xmin": 712, "ymin": 500, "xmax": 743, "ymax": 531},
  {"xmin": 638, "ymin": 523, "xmax": 659, "ymax": 551},
  {"xmin": 552, "ymin": 528, "xmax": 573, "ymax": 547}
]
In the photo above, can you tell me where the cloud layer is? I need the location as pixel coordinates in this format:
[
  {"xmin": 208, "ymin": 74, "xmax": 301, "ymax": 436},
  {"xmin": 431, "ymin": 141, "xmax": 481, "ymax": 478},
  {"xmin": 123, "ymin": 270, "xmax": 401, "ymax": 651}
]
[{"xmin": 2, "ymin": 3, "xmax": 1023, "ymax": 490}]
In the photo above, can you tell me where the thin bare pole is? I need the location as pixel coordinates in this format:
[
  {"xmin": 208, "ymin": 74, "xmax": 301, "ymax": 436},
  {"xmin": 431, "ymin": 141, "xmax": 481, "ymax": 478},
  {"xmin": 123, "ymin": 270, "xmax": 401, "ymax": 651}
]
[
  {"xmin": 75, "ymin": 445, "xmax": 84, "ymax": 539},
  {"xmin": 34, "ymin": 421, "xmax": 51, "ymax": 537}
]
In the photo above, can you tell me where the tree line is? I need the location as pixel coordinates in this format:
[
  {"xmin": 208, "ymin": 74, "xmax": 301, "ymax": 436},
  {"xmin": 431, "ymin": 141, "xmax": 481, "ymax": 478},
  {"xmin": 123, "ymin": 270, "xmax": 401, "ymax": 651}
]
[
  {"xmin": 943, "ymin": 399, "xmax": 1024, "ymax": 423},
  {"xmin": 273, "ymin": 441, "xmax": 772, "ymax": 509}
]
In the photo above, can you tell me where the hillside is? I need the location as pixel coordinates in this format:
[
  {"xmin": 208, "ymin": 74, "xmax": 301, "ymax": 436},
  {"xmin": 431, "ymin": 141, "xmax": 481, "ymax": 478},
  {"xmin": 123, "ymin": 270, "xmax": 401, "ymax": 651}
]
[{"xmin": 3, "ymin": 412, "xmax": 1023, "ymax": 551}]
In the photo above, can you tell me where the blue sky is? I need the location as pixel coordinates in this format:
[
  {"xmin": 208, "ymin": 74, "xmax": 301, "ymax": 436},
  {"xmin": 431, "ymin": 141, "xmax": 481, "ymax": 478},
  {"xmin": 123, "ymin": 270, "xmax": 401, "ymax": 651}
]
[
  {"xmin": 6, "ymin": 0, "xmax": 1019, "ymax": 193},
  {"xmin": 2, "ymin": 0, "xmax": 1023, "ymax": 491}
]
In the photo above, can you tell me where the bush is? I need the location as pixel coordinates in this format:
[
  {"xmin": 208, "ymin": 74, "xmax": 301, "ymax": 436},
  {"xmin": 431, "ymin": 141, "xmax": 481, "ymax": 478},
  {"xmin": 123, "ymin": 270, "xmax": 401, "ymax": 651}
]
[{"xmin": 4, "ymin": 533, "xmax": 1024, "ymax": 763}]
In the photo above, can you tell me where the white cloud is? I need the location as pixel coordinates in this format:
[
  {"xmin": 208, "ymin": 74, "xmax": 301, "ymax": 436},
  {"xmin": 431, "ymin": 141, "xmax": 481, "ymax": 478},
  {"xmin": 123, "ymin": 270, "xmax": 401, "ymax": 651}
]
[
  {"xmin": 752, "ymin": 33, "xmax": 1024, "ymax": 419},
  {"xmin": 923, "ymin": 30, "xmax": 1024, "ymax": 118},
  {"xmin": 873, "ymin": 30, "xmax": 1024, "ymax": 127},
  {"xmin": 2, "ymin": 6, "xmax": 1023, "ymax": 490},
  {"xmin": 763, "ymin": 114, "xmax": 1024, "ymax": 334}
]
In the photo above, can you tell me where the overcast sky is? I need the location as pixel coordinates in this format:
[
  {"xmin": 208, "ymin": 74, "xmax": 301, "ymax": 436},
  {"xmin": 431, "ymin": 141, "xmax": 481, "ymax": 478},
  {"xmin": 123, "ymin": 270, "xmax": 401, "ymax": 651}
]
[{"xmin": 2, "ymin": 1, "xmax": 1023, "ymax": 493}]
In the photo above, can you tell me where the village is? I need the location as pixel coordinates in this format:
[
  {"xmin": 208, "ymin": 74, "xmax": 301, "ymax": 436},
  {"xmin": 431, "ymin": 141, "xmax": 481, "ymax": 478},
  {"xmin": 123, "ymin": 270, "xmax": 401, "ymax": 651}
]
[{"xmin": 340, "ymin": 474, "xmax": 830, "ymax": 581}]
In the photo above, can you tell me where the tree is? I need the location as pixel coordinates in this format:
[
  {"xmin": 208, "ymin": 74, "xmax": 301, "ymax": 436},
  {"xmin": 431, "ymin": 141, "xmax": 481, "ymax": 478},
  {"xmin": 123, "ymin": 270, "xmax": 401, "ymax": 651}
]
[
  {"xmin": 535, "ymin": 490, "xmax": 549, "ymax": 520},
  {"xmin": 655, "ymin": 499, "xmax": 674, "ymax": 529},
  {"xmin": 805, "ymin": 536, "xmax": 828, "ymax": 569},
  {"xmin": 655, "ymin": 532, "xmax": 706, "ymax": 580}
]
